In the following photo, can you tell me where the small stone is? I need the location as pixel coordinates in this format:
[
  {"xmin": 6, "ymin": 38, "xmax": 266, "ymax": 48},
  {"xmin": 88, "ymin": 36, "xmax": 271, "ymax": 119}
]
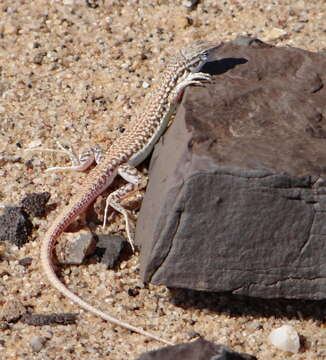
[
  {"xmin": 22, "ymin": 313, "xmax": 77, "ymax": 326},
  {"xmin": 21, "ymin": 192, "xmax": 51, "ymax": 218},
  {"xmin": 183, "ymin": 0, "xmax": 200, "ymax": 10},
  {"xmin": 18, "ymin": 257, "xmax": 33, "ymax": 267},
  {"xmin": 33, "ymin": 52, "xmax": 46, "ymax": 65},
  {"xmin": 0, "ymin": 299, "xmax": 27, "ymax": 322},
  {"xmin": 142, "ymin": 81, "xmax": 150, "ymax": 89},
  {"xmin": 127, "ymin": 287, "xmax": 140, "ymax": 297},
  {"xmin": 30, "ymin": 336, "xmax": 45, "ymax": 352},
  {"xmin": 293, "ymin": 23, "xmax": 305, "ymax": 33},
  {"xmin": 269, "ymin": 325, "xmax": 300, "ymax": 353},
  {"xmin": 0, "ymin": 207, "xmax": 33, "ymax": 248},
  {"xmin": 56, "ymin": 229, "xmax": 96, "ymax": 265},
  {"xmin": 24, "ymin": 159, "xmax": 34, "ymax": 170},
  {"xmin": 85, "ymin": 0, "xmax": 100, "ymax": 8},
  {"xmin": 96, "ymin": 234, "xmax": 127, "ymax": 269}
]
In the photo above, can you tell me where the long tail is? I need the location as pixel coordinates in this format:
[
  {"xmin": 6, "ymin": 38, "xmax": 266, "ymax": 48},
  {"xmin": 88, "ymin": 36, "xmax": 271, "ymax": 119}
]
[{"xmin": 40, "ymin": 202, "xmax": 173, "ymax": 345}]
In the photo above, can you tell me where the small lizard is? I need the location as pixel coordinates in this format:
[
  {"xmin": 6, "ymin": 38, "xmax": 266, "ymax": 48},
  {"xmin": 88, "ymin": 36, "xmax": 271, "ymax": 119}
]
[{"xmin": 36, "ymin": 41, "xmax": 222, "ymax": 345}]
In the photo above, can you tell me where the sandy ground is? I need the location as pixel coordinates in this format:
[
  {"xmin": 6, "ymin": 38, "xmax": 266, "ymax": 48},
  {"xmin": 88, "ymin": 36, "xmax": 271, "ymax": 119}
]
[{"xmin": 0, "ymin": 0, "xmax": 325, "ymax": 359}]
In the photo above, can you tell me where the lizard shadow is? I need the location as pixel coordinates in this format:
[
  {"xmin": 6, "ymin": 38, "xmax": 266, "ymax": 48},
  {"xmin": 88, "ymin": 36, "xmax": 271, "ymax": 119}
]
[
  {"xmin": 169, "ymin": 288, "xmax": 326, "ymax": 323},
  {"xmin": 200, "ymin": 57, "xmax": 248, "ymax": 76}
]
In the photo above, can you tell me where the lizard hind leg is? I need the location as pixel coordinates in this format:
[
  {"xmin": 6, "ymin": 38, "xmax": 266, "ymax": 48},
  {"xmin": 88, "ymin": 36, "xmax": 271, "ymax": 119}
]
[
  {"xmin": 103, "ymin": 163, "xmax": 148, "ymax": 252},
  {"xmin": 25, "ymin": 141, "xmax": 103, "ymax": 173}
]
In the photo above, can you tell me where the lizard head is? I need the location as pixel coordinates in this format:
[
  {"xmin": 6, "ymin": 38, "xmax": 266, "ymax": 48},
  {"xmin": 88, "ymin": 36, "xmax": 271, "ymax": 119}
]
[{"xmin": 179, "ymin": 40, "xmax": 223, "ymax": 72}]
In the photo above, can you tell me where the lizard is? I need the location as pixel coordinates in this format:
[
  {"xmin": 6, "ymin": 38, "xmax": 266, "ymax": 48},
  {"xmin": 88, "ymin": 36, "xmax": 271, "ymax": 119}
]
[{"xmin": 34, "ymin": 40, "xmax": 222, "ymax": 346}]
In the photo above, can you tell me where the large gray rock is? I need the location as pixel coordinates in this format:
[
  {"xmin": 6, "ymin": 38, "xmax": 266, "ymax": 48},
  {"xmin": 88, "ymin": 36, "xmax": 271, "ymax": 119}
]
[{"xmin": 135, "ymin": 38, "xmax": 326, "ymax": 300}]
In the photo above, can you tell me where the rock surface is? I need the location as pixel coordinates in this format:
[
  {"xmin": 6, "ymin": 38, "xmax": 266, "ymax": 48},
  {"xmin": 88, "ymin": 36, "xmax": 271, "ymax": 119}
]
[
  {"xmin": 136, "ymin": 338, "xmax": 256, "ymax": 360},
  {"xmin": 136, "ymin": 38, "xmax": 326, "ymax": 300}
]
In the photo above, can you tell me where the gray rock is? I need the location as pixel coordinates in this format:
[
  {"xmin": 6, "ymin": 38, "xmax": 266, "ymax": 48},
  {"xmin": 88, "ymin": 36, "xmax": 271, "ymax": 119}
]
[
  {"xmin": 21, "ymin": 191, "xmax": 50, "ymax": 218},
  {"xmin": 21, "ymin": 313, "xmax": 77, "ymax": 326},
  {"xmin": 56, "ymin": 229, "xmax": 96, "ymax": 265},
  {"xmin": 96, "ymin": 234, "xmax": 128, "ymax": 269},
  {"xmin": 0, "ymin": 207, "xmax": 33, "ymax": 248},
  {"xmin": 135, "ymin": 338, "xmax": 256, "ymax": 360},
  {"xmin": 18, "ymin": 257, "xmax": 33, "ymax": 267},
  {"xmin": 135, "ymin": 38, "xmax": 326, "ymax": 300}
]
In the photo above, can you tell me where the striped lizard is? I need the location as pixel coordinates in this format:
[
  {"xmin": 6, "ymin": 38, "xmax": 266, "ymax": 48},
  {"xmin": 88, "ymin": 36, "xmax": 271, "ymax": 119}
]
[{"xmin": 32, "ymin": 40, "xmax": 222, "ymax": 345}]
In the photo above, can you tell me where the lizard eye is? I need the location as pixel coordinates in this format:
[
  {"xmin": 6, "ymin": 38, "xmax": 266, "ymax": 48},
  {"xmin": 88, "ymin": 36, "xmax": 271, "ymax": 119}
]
[{"xmin": 200, "ymin": 51, "xmax": 209, "ymax": 60}]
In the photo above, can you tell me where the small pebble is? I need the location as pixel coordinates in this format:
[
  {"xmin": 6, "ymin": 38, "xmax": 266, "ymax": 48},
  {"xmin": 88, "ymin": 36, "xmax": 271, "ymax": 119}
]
[
  {"xmin": 18, "ymin": 257, "xmax": 33, "ymax": 267},
  {"xmin": 30, "ymin": 336, "xmax": 45, "ymax": 352},
  {"xmin": 33, "ymin": 52, "xmax": 46, "ymax": 65},
  {"xmin": 269, "ymin": 324, "xmax": 300, "ymax": 353},
  {"xmin": 183, "ymin": 0, "xmax": 200, "ymax": 10},
  {"xmin": 142, "ymin": 81, "xmax": 150, "ymax": 89},
  {"xmin": 293, "ymin": 23, "xmax": 305, "ymax": 33},
  {"xmin": 97, "ymin": 234, "xmax": 128, "ymax": 269}
]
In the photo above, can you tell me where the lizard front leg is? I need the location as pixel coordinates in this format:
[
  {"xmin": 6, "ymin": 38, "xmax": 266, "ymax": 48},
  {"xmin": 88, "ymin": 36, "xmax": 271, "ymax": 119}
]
[{"xmin": 172, "ymin": 71, "xmax": 212, "ymax": 103}]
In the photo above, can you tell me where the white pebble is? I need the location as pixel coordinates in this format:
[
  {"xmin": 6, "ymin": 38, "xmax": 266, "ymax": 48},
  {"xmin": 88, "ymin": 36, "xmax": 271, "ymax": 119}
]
[
  {"xmin": 269, "ymin": 325, "xmax": 300, "ymax": 353},
  {"xmin": 30, "ymin": 336, "xmax": 45, "ymax": 352},
  {"xmin": 142, "ymin": 81, "xmax": 150, "ymax": 89}
]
